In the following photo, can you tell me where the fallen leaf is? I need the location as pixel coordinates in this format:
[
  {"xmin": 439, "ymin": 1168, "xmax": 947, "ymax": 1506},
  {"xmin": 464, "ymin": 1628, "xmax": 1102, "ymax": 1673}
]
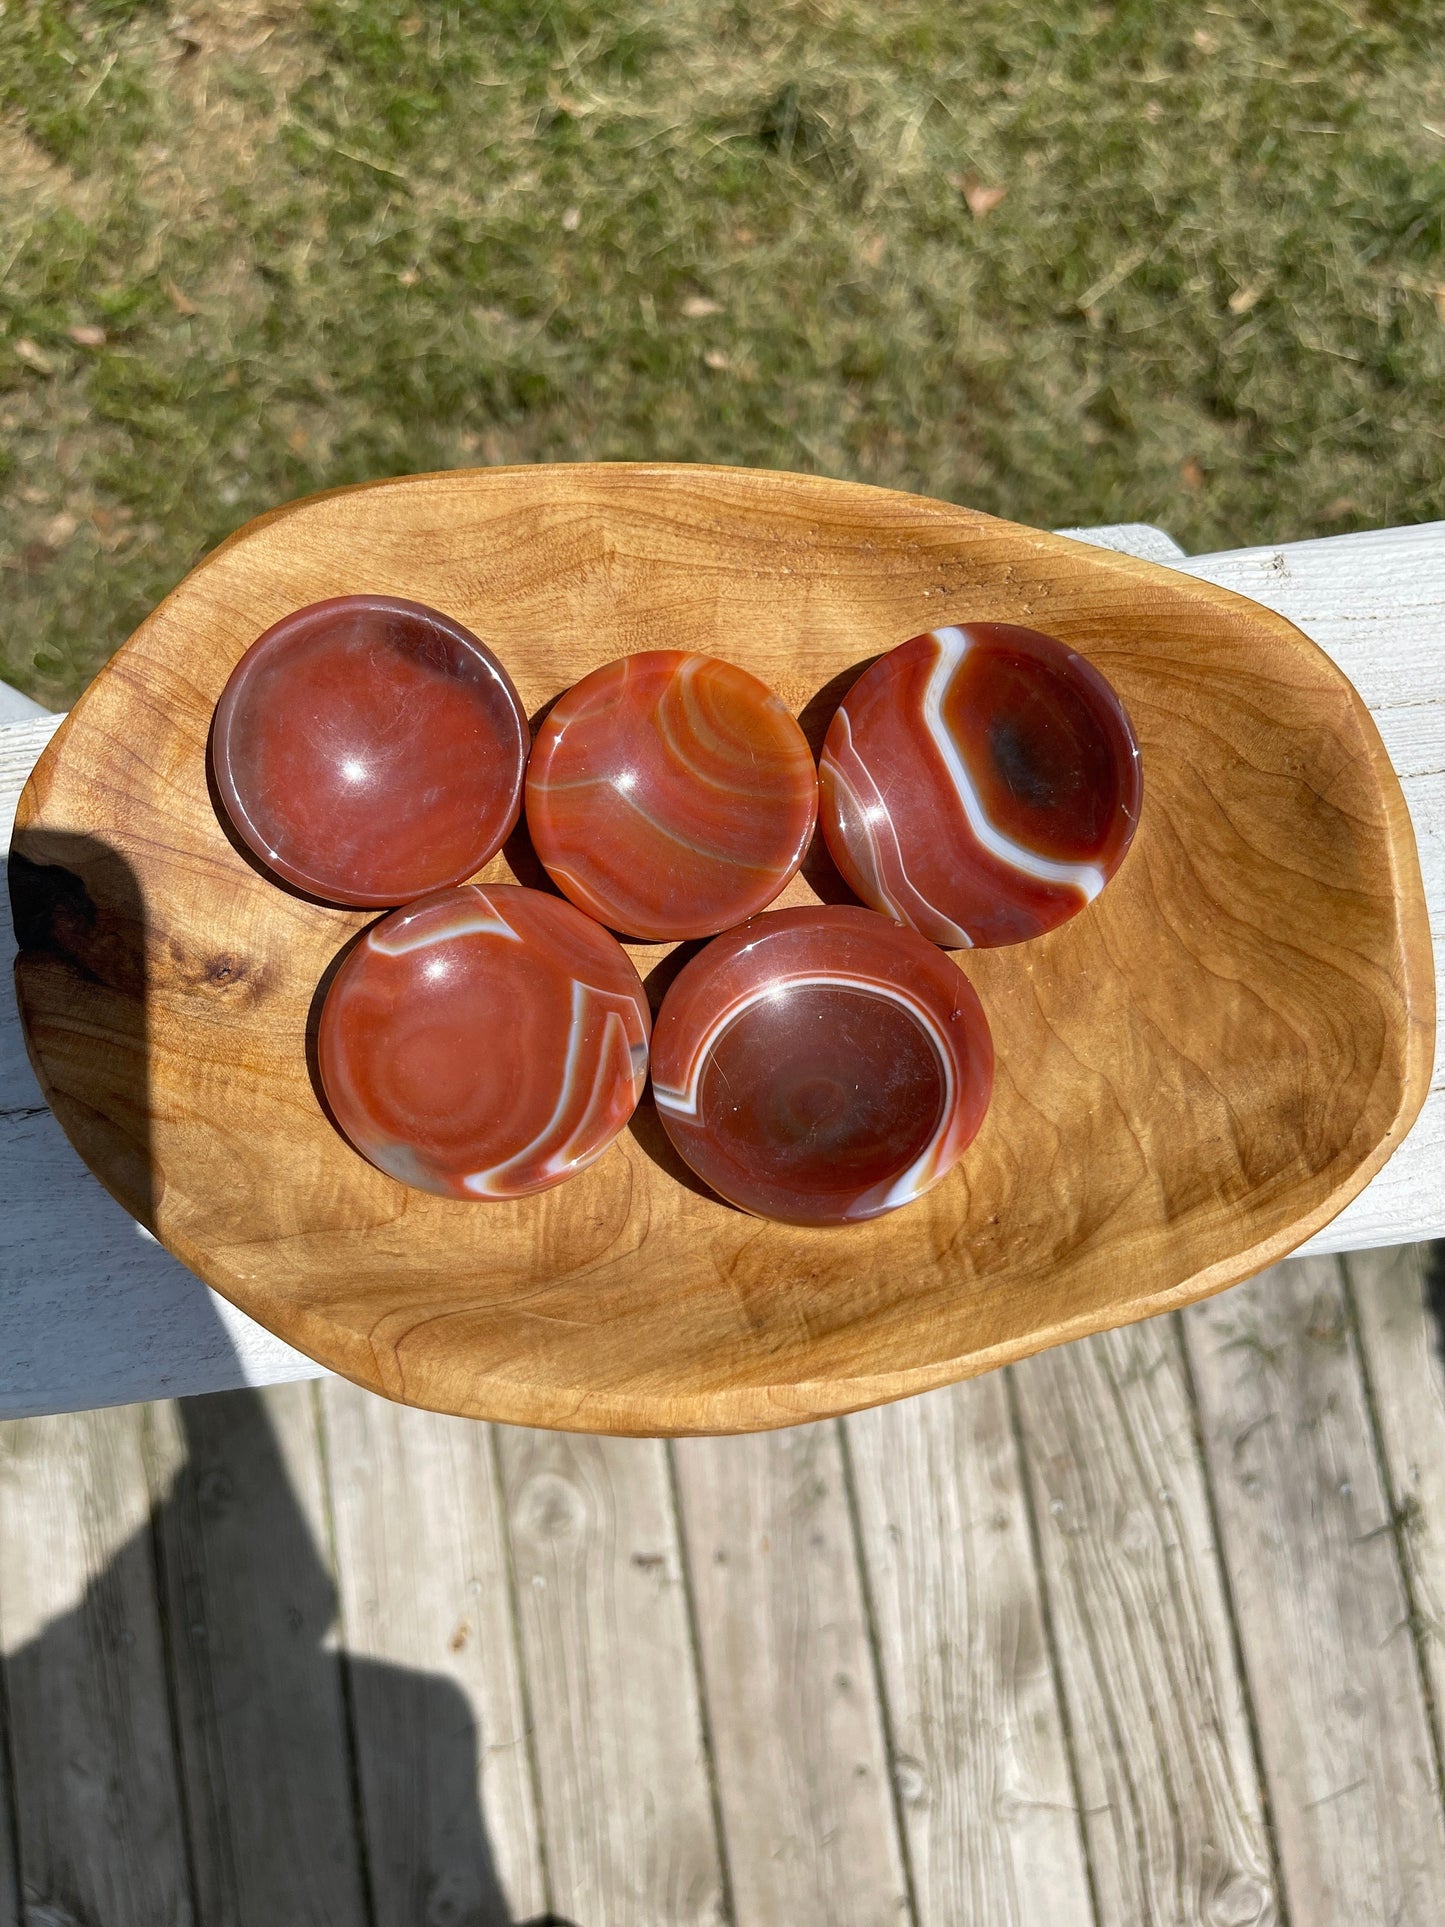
[
  {"xmin": 703, "ymin": 348, "xmax": 731, "ymax": 371},
  {"xmin": 14, "ymin": 338, "xmax": 54, "ymax": 375},
  {"xmin": 449, "ymin": 1619, "xmax": 471, "ymax": 1652},
  {"xmin": 961, "ymin": 176, "xmax": 1007, "ymax": 219},
  {"xmin": 163, "ymin": 277, "xmax": 199, "ymax": 316},
  {"xmin": 43, "ymin": 510, "xmax": 79, "ymax": 548},
  {"xmin": 560, "ymin": 206, "xmax": 581, "ymax": 232},
  {"xmin": 733, "ymin": 225, "xmax": 755, "ymax": 245},
  {"xmin": 1228, "ymin": 285, "xmax": 1262, "ymax": 315},
  {"xmin": 91, "ymin": 508, "xmax": 131, "ymax": 547},
  {"xmin": 1193, "ymin": 29, "xmax": 1217, "ymax": 52},
  {"xmin": 1322, "ymin": 496, "xmax": 1358, "ymax": 521},
  {"xmin": 1180, "ymin": 457, "xmax": 1205, "ymax": 491},
  {"xmin": 19, "ymin": 541, "xmax": 53, "ymax": 571},
  {"xmin": 67, "ymin": 323, "xmax": 107, "ymax": 347},
  {"xmin": 680, "ymin": 296, "xmax": 721, "ymax": 318},
  {"xmin": 287, "ymin": 427, "xmax": 310, "ymax": 454},
  {"xmin": 398, "ymin": 267, "xmax": 420, "ymax": 287}
]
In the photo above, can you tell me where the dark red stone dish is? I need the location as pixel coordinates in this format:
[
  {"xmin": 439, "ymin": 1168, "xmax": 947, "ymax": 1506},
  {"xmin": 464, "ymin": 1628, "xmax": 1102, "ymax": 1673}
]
[
  {"xmin": 317, "ymin": 883, "xmax": 650, "ymax": 1199},
  {"xmin": 819, "ymin": 623, "xmax": 1141, "ymax": 948},
  {"xmin": 525, "ymin": 649, "xmax": 817, "ymax": 940},
  {"xmin": 650, "ymin": 904, "xmax": 994, "ymax": 1227},
  {"xmin": 212, "ymin": 594, "xmax": 529, "ymax": 908}
]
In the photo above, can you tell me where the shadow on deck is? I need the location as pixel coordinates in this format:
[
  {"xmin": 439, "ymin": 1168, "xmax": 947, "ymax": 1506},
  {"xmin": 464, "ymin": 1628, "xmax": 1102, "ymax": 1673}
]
[{"xmin": 7, "ymin": 831, "xmax": 568, "ymax": 1925}]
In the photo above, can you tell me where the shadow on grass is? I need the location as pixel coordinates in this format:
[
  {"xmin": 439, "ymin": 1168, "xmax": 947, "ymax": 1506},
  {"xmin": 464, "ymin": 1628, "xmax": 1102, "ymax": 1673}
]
[{"xmin": 6, "ymin": 831, "xmax": 571, "ymax": 1926}]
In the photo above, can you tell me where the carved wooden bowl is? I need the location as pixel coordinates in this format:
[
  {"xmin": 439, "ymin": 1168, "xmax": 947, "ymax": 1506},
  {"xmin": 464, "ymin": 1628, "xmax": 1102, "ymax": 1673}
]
[{"xmin": 10, "ymin": 466, "xmax": 1433, "ymax": 1434}]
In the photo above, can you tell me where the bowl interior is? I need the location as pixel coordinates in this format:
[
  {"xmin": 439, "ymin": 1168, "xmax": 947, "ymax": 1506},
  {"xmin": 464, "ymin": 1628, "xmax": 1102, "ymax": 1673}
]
[{"xmin": 11, "ymin": 464, "xmax": 1432, "ymax": 1433}]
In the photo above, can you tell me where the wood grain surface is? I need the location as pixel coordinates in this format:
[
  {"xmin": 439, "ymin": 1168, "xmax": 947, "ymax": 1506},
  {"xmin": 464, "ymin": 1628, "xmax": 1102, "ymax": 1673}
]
[
  {"xmin": 148, "ymin": 1386, "xmax": 367, "ymax": 1927},
  {"xmin": 8, "ymin": 465, "xmax": 1434, "ymax": 1433},
  {"xmin": 672, "ymin": 1426, "xmax": 910, "ymax": 1926},
  {"xmin": 1010, "ymin": 1320, "xmax": 1276, "ymax": 1925},
  {"xmin": 1185, "ymin": 1257, "xmax": 1445, "ymax": 1924},
  {"xmin": 845, "ymin": 1380, "xmax": 1095, "ymax": 1926},
  {"xmin": 494, "ymin": 1428, "xmax": 726, "ymax": 1924},
  {"xmin": 318, "ymin": 1379, "xmax": 547, "ymax": 1923},
  {"xmin": 0, "ymin": 1755, "xmax": 14, "ymax": 1927},
  {"xmin": 1346, "ymin": 1244, "xmax": 1445, "ymax": 1782},
  {"xmin": 0, "ymin": 1406, "xmax": 192, "ymax": 1927}
]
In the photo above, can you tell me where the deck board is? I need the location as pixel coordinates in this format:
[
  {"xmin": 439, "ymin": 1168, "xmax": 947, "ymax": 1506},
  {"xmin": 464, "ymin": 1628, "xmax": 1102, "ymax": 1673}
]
[
  {"xmin": 672, "ymin": 1426, "xmax": 911, "ymax": 1926},
  {"xmin": 845, "ymin": 1377, "xmax": 1094, "ymax": 1926},
  {"xmin": 0, "ymin": 1405, "xmax": 193, "ymax": 1927},
  {"xmin": 148, "ymin": 1385, "xmax": 368, "ymax": 1927},
  {"xmin": 1010, "ymin": 1320, "xmax": 1277, "ymax": 1926},
  {"xmin": 1184, "ymin": 1257, "xmax": 1445, "ymax": 1925},
  {"xmin": 0, "ymin": 1734, "xmax": 17, "ymax": 1927},
  {"xmin": 1345, "ymin": 1245, "xmax": 1445, "ymax": 1795},
  {"xmin": 494, "ymin": 1429, "xmax": 726, "ymax": 1926},
  {"xmin": 319, "ymin": 1380, "xmax": 547, "ymax": 1925}
]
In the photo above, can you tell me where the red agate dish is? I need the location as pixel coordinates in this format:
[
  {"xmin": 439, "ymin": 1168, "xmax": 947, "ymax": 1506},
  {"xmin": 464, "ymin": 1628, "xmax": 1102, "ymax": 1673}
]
[
  {"xmin": 650, "ymin": 904, "xmax": 994, "ymax": 1226},
  {"xmin": 212, "ymin": 595, "xmax": 529, "ymax": 908},
  {"xmin": 318, "ymin": 883, "xmax": 650, "ymax": 1199},
  {"xmin": 820, "ymin": 623, "xmax": 1141, "ymax": 948},
  {"xmin": 525, "ymin": 649, "xmax": 816, "ymax": 940}
]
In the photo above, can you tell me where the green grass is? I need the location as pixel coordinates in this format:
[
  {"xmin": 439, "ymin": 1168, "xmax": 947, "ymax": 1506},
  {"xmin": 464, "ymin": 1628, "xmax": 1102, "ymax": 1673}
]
[{"xmin": 2, "ymin": 0, "xmax": 1443, "ymax": 703}]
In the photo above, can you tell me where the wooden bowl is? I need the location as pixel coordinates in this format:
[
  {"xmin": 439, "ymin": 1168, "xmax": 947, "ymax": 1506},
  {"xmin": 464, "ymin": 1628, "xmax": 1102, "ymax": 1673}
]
[{"xmin": 10, "ymin": 466, "xmax": 1433, "ymax": 1434}]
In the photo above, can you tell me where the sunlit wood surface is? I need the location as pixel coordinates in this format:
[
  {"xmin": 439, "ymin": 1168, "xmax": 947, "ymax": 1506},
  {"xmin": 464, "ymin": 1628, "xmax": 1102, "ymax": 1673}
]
[
  {"xmin": 0, "ymin": 1244, "xmax": 1441, "ymax": 1924},
  {"xmin": 9, "ymin": 478, "xmax": 1432, "ymax": 1432}
]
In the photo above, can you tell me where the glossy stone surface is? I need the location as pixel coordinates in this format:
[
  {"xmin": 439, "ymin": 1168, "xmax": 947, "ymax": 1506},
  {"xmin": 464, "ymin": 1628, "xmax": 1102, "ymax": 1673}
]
[
  {"xmin": 213, "ymin": 595, "xmax": 529, "ymax": 908},
  {"xmin": 651, "ymin": 904, "xmax": 993, "ymax": 1226},
  {"xmin": 820, "ymin": 623, "xmax": 1142, "ymax": 948},
  {"xmin": 318, "ymin": 883, "xmax": 650, "ymax": 1199},
  {"xmin": 525, "ymin": 650, "xmax": 817, "ymax": 941}
]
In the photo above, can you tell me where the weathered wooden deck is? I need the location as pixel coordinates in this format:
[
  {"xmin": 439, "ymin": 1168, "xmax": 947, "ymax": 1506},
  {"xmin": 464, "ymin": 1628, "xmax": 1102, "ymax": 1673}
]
[{"xmin": 0, "ymin": 1242, "xmax": 1442, "ymax": 1925}]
